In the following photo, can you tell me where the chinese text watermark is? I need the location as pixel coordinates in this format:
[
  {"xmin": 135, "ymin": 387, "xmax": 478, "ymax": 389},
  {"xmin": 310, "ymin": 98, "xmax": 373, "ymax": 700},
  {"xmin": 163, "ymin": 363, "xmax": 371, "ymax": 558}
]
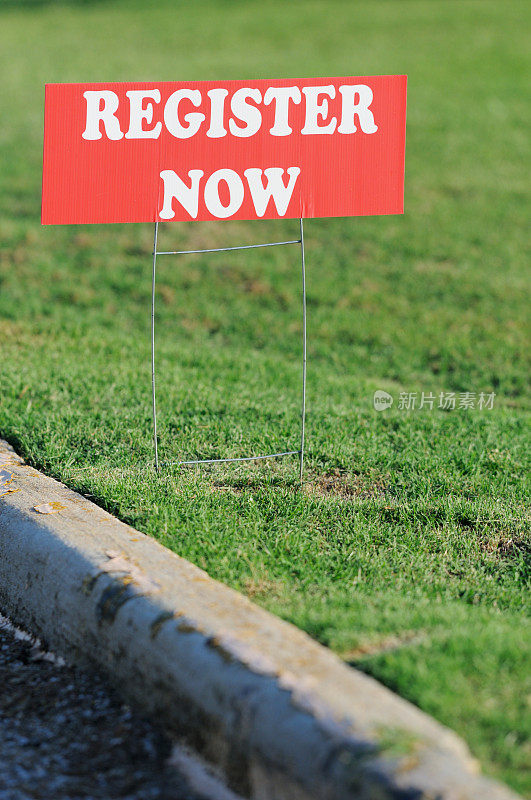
[{"xmin": 373, "ymin": 390, "xmax": 496, "ymax": 412}]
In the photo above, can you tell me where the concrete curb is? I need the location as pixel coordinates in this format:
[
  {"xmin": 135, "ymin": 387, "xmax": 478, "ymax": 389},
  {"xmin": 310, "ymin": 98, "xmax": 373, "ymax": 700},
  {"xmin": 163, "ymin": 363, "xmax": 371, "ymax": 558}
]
[{"xmin": 0, "ymin": 439, "xmax": 521, "ymax": 800}]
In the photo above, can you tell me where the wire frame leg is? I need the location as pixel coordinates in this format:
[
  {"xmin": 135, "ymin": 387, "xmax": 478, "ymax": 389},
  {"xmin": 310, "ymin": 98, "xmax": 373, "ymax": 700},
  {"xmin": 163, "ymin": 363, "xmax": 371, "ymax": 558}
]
[
  {"xmin": 299, "ymin": 218, "xmax": 307, "ymax": 483},
  {"xmin": 150, "ymin": 220, "xmax": 306, "ymax": 478},
  {"xmin": 151, "ymin": 221, "xmax": 159, "ymax": 471}
]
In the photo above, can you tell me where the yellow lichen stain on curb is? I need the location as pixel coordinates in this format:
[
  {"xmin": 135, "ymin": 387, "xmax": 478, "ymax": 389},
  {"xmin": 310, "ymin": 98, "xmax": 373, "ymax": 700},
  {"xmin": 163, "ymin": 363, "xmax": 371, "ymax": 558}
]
[
  {"xmin": 98, "ymin": 551, "xmax": 160, "ymax": 594},
  {"xmin": 33, "ymin": 501, "xmax": 66, "ymax": 514},
  {"xmin": 0, "ymin": 486, "xmax": 20, "ymax": 497},
  {"xmin": 82, "ymin": 572, "xmax": 104, "ymax": 596},
  {"xmin": 177, "ymin": 621, "xmax": 197, "ymax": 634},
  {"xmin": 150, "ymin": 610, "xmax": 182, "ymax": 639},
  {"xmin": 83, "ymin": 553, "xmax": 161, "ymax": 613},
  {"xmin": 96, "ymin": 578, "xmax": 142, "ymax": 624},
  {"xmin": 0, "ymin": 468, "xmax": 15, "ymax": 485},
  {"xmin": 0, "ymin": 468, "xmax": 20, "ymax": 498},
  {"xmin": 0, "ymin": 452, "xmax": 23, "ymax": 468},
  {"xmin": 206, "ymin": 636, "xmax": 236, "ymax": 664},
  {"xmin": 70, "ymin": 498, "xmax": 95, "ymax": 512}
]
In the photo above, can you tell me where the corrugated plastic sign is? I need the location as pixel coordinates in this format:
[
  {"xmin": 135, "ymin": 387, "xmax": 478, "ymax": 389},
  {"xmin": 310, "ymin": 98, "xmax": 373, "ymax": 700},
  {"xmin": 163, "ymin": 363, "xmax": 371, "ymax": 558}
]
[{"xmin": 41, "ymin": 76, "xmax": 407, "ymax": 225}]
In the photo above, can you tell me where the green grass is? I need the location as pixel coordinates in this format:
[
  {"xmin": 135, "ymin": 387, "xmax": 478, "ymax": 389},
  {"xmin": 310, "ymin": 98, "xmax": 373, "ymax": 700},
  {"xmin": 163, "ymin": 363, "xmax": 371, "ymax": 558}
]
[{"xmin": 0, "ymin": 0, "xmax": 530, "ymax": 793}]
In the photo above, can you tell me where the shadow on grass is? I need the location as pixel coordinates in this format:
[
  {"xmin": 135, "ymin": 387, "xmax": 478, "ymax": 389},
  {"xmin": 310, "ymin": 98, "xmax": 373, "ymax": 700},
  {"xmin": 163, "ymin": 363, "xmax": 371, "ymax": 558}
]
[{"xmin": 211, "ymin": 475, "xmax": 290, "ymax": 493}]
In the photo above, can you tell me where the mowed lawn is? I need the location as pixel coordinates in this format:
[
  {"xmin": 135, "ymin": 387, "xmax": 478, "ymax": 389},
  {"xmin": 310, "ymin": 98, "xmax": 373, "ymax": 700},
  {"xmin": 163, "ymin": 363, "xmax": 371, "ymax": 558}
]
[{"xmin": 0, "ymin": 0, "xmax": 529, "ymax": 793}]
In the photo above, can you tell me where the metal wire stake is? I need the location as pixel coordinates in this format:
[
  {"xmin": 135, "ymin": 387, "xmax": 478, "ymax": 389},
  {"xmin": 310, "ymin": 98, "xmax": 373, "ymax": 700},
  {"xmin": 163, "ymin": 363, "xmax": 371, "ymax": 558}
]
[
  {"xmin": 157, "ymin": 240, "xmax": 300, "ymax": 256},
  {"xmin": 151, "ymin": 221, "xmax": 159, "ymax": 472},
  {"xmin": 299, "ymin": 217, "xmax": 307, "ymax": 483},
  {"xmin": 150, "ymin": 221, "xmax": 305, "ymax": 479}
]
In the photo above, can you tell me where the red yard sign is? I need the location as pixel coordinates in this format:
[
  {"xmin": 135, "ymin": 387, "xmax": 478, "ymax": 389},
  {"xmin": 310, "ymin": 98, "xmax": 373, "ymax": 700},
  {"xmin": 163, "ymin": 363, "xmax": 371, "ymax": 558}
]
[{"xmin": 41, "ymin": 76, "xmax": 407, "ymax": 225}]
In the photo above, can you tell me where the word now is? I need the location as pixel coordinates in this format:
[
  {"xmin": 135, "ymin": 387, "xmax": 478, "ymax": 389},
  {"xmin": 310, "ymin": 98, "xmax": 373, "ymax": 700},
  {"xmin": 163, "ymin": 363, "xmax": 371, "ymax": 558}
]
[
  {"xmin": 82, "ymin": 84, "xmax": 378, "ymax": 141},
  {"xmin": 159, "ymin": 167, "xmax": 300, "ymax": 219}
]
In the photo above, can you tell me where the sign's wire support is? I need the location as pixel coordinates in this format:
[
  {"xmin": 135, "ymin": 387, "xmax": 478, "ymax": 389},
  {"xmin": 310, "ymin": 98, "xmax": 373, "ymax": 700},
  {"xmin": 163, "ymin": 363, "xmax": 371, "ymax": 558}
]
[
  {"xmin": 299, "ymin": 218, "xmax": 307, "ymax": 483},
  {"xmin": 151, "ymin": 221, "xmax": 160, "ymax": 472},
  {"xmin": 150, "ymin": 220, "xmax": 307, "ymax": 483}
]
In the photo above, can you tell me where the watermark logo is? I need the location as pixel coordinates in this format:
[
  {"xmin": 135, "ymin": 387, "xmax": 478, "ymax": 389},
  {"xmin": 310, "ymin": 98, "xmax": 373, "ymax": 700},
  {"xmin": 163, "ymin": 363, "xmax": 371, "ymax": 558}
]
[
  {"xmin": 373, "ymin": 390, "xmax": 496, "ymax": 412},
  {"xmin": 373, "ymin": 390, "xmax": 394, "ymax": 411}
]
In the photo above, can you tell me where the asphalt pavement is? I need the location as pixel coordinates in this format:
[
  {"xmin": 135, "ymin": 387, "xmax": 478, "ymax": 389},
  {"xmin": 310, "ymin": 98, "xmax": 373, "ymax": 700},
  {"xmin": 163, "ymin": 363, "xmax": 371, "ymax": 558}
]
[{"xmin": 0, "ymin": 614, "xmax": 234, "ymax": 800}]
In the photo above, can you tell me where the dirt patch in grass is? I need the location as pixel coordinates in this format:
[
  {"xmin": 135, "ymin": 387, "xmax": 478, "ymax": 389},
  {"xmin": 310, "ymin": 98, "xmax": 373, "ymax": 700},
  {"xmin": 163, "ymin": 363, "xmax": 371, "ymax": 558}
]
[
  {"xmin": 305, "ymin": 470, "xmax": 387, "ymax": 500},
  {"xmin": 481, "ymin": 535, "xmax": 531, "ymax": 561},
  {"xmin": 211, "ymin": 470, "xmax": 387, "ymax": 500},
  {"xmin": 342, "ymin": 630, "xmax": 426, "ymax": 663},
  {"xmin": 243, "ymin": 577, "xmax": 287, "ymax": 600}
]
